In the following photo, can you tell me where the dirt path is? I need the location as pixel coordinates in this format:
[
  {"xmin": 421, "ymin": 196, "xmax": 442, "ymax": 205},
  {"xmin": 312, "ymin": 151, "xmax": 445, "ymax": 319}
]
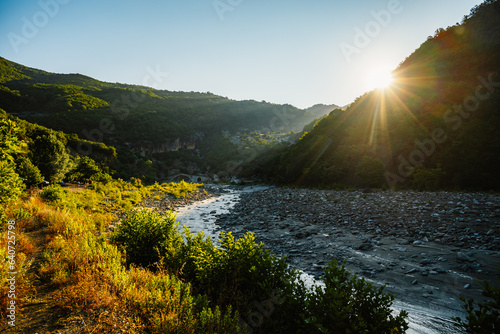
[{"xmin": 1, "ymin": 229, "xmax": 65, "ymax": 334}]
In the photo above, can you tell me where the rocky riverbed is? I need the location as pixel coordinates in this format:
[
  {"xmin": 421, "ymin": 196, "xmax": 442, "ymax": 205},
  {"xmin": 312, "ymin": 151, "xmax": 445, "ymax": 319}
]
[{"xmin": 211, "ymin": 187, "xmax": 500, "ymax": 328}]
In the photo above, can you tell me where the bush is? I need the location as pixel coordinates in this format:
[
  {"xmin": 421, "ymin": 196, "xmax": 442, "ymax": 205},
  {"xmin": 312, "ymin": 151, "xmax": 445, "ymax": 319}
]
[
  {"xmin": 111, "ymin": 209, "xmax": 183, "ymax": 268},
  {"xmin": 181, "ymin": 231, "xmax": 291, "ymax": 313},
  {"xmin": 40, "ymin": 184, "xmax": 66, "ymax": 203},
  {"xmin": 453, "ymin": 274, "xmax": 500, "ymax": 333},
  {"xmin": 306, "ymin": 260, "xmax": 408, "ymax": 333},
  {"xmin": 91, "ymin": 171, "xmax": 112, "ymax": 184},
  {"xmin": 130, "ymin": 177, "xmax": 142, "ymax": 187}
]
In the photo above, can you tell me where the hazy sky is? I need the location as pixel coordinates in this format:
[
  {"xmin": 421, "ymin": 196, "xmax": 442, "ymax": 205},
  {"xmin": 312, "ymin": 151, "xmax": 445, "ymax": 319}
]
[{"xmin": 0, "ymin": 0, "xmax": 484, "ymax": 109}]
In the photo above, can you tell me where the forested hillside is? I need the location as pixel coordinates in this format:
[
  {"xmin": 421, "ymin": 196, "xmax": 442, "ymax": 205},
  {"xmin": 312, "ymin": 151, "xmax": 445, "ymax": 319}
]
[
  {"xmin": 0, "ymin": 57, "xmax": 336, "ymax": 181},
  {"xmin": 267, "ymin": 0, "xmax": 500, "ymax": 190}
]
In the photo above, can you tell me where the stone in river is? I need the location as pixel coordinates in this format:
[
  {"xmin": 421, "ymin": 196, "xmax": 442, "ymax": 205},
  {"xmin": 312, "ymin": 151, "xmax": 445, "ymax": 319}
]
[{"xmin": 420, "ymin": 259, "xmax": 433, "ymax": 265}]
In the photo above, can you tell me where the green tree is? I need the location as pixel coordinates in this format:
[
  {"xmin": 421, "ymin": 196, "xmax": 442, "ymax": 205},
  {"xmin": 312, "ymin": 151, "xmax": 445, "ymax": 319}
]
[
  {"xmin": 16, "ymin": 157, "xmax": 43, "ymax": 188},
  {"xmin": 30, "ymin": 132, "xmax": 71, "ymax": 183},
  {"xmin": 356, "ymin": 155, "xmax": 386, "ymax": 188},
  {"xmin": 0, "ymin": 119, "xmax": 26, "ymax": 162},
  {"xmin": 411, "ymin": 165, "xmax": 446, "ymax": 191},
  {"xmin": 0, "ymin": 119, "xmax": 25, "ymax": 214},
  {"xmin": 0, "ymin": 161, "xmax": 23, "ymax": 205},
  {"xmin": 68, "ymin": 156, "xmax": 101, "ymax": 183}
]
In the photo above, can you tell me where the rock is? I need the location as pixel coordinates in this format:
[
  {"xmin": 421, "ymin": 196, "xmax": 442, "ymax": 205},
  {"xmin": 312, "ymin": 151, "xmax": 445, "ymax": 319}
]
[
  {"xmin": 405, "ymin": 268, "xmax": 418, "ymax": 275},
  {"xmin": 464, "ymin": 284, "xmax": 471, "ymax": 289},
  {"xmin": 411, "ymin": 279, "xmax": 418, "ymax": 285},
  {"xmin": 358, "ymin": 243, "xmax": 374, "ymax": 251},
  {"xmin": 420, "ymin": 259, "xmax": 434, "ymax": 265},
  {"xmin": 457, "ymin": 252, "xmax": 475, "ymax": 262}
]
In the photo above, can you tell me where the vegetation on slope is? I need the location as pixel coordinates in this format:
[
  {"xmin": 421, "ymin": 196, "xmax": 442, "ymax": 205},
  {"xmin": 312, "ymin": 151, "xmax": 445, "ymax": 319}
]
[
  {"xmin": 266, "ymin": 0, "xmax": 500, "ymax": 191},
  {"xmin": 0, "ymin": 57, "xmax": 336, "ymax": 180}
]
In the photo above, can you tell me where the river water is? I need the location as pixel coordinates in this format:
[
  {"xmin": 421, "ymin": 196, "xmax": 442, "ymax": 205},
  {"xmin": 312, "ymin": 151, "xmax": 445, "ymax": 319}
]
[{"xmin": 175, "ymin": 186, "xmax": 466, "ymax": 334}]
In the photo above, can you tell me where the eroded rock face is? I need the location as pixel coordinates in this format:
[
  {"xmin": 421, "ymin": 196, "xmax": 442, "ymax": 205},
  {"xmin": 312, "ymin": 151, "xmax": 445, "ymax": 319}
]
[{"xmin": 135, "ymin": 137, "xmax": 196, "ymax": 156}]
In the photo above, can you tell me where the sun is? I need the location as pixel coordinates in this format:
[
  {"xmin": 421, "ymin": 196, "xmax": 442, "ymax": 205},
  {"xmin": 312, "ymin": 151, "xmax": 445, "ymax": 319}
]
[{"xmin": 366, "ymin": 67, "xmax": 394, "ymax": 90}]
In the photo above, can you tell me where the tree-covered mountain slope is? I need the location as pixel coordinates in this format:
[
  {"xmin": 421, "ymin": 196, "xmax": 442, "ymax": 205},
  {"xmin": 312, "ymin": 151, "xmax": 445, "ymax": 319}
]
[
  {"xmin": 267, "ymin": 0, "xmax": 500, "ymax": 190},
  {"xmin": 0, "ymin": 57, "xmax": 337, "ymax": 180}
]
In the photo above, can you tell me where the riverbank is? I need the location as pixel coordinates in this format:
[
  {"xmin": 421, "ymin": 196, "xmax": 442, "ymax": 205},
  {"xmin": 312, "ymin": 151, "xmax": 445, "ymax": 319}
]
[{"xmin": 208, "ymin": 187, "xmax": 500, "ymax": 331}]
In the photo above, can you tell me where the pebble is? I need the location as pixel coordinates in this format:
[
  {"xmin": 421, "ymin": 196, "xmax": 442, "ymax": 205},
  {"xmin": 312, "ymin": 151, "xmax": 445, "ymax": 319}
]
[{"xmin": 420, "ymin": 259, "xmax": 434, "ymax": 265}]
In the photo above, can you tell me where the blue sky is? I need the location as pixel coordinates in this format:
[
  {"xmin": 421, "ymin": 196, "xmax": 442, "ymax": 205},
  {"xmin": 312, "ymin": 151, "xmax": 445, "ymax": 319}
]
[{"xmin": 0, "ymin": 0, "xmax": 484, "ymax": 108}]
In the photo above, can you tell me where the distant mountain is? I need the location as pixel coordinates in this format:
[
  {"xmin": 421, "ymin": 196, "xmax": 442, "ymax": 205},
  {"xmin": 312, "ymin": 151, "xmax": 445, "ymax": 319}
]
[
  {"xmin": 0, "ymin": 57, "xmax": 339, "ymax": 180},
  {"xmin": 266, "ymin": 0, "xmax": 500, "ymax": 190},
  {"xmin": 303, "ymin": 104, "xmax": 340, "ymax": 118}
]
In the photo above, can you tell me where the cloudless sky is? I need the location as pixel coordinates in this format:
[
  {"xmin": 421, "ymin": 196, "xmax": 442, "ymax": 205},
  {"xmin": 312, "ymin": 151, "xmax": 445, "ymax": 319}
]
[{"xmin": 0, "ymin": 0, "xmax": 485, "ymax": 109}]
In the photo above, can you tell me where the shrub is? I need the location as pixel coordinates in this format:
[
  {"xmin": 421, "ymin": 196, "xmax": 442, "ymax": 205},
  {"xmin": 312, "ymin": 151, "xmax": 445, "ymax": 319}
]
[
  {"xmin": 91, "ymin": 171, "xmax": 113, "ymax": 184},
  {"xmin": 40, "ymin": 184, "xmax": 66, "ymax": 203},
  {"xmin": 197, "ymin": 305, "xmax": 241, "ymax": 334},
  {"xmin": 453, "ymin": 274, "xmax": 500, "ymax": 333},
  {"xmin": 111, "ymin": 209, "xmax": 183, "ymax": 268},
  {"xmin": 130, "ymin": 177, "xmax": 143, "ymax": 187},
  {"xmin": 306, "ymin": 260, "xmax": 408, "ymax": 333},
  {"xmin": 182, "ymin": 231, "xmax": 291, "ymax": 310},
  {"xmin": 178, "ymin": 230, "xmax": 296, "ymax": 333}
]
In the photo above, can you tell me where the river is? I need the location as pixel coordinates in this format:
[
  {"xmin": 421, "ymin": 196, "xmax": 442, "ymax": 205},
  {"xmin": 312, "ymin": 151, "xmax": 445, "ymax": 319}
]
[{"xmin": 175, "ymin": 185, "xmax": 467, "ymax": 334}]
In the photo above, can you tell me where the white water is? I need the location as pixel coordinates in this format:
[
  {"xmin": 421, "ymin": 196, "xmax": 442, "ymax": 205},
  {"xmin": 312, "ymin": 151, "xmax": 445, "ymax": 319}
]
[{"xmin": 174, "ymin": 186, "xmax": 465, "ymax": 334}]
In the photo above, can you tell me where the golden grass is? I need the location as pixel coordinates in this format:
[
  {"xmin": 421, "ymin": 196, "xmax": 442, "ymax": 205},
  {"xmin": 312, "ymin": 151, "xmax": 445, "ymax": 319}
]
[{"xmin": 1, "ymin": 180, "xmax": 227, "ymax": 333}]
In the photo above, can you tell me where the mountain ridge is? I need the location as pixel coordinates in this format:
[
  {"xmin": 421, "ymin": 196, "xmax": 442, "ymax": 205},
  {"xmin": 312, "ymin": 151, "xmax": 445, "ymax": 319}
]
[
  {"xmin": 0, "ymin": 56, "xmax": 339, "ymax": 180},
  {"xmin": 263, "ymin": 0, "xmax": 500, "ymax": 190}
]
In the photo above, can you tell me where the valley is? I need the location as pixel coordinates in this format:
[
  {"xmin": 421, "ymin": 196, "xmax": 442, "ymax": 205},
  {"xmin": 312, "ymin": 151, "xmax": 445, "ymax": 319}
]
[{"xmin": 1, "ymin": 1, "xmax": 500, "ymax": 332}]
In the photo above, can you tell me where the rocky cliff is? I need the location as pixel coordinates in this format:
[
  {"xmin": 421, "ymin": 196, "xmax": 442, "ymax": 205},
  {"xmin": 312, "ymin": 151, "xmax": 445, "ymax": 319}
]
[{"xmin": 134, "ymin": 136, "xmax": 196, "ymax": 156}]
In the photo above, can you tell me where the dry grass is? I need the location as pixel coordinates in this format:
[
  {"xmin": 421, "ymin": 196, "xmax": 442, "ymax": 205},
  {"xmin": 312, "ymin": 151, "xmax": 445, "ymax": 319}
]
[{"xmin": 1, "ymin": 181, "xmax": 236, "ymax": 333}]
